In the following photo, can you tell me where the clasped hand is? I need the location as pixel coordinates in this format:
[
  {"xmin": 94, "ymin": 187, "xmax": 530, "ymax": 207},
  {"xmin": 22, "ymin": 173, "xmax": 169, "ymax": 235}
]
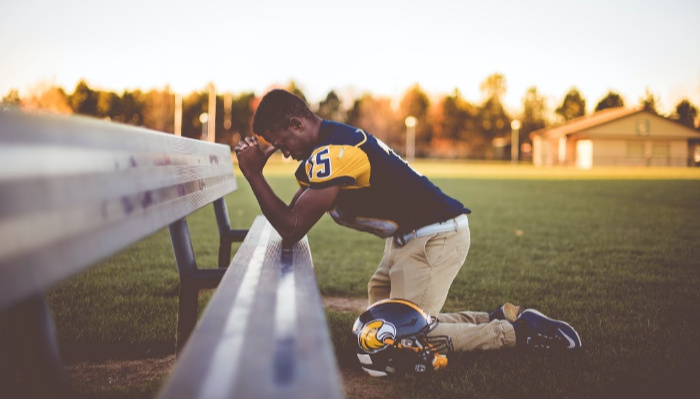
[{"xmin": 234, "ymin": 136, "xmax": 278, "ymax": 178}]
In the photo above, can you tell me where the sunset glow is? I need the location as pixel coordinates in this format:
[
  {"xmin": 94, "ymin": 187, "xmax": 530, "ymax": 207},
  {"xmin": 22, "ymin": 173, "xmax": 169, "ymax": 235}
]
[{"xmin": 1, "ymin": 0, "xmax": 699, "ymax": 115}]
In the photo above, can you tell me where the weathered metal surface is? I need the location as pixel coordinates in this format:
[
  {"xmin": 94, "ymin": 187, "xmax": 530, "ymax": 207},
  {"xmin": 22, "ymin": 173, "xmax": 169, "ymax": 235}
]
[
  {"xmin": 0, "ymin": 111, "xmax": 236, "ymax": 311},
  {"xmin": 161, "ymin": 216, "xmax": 342, "ymax": 399}
]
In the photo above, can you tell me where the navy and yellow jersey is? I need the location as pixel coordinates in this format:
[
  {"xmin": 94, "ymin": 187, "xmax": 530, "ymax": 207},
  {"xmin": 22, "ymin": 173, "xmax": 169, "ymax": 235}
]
[{"xmin": 295, "ymin": 120, "xmax": 470, "ymax": 238}]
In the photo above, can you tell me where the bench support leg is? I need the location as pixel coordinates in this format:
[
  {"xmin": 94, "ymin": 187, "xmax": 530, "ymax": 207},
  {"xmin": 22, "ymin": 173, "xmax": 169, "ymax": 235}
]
[
  {"xmin": 213, "ymin": 198, "xmax": 247, "ymax": 269},
  {"xmin": 0, "ymin": 294, "xmax": 71, "ymax": 397},
  {"xmin": 176, "ymin": 282, "xmax": 199, "ymax": 355},
  {"xmin": 169, "ymin": 218, "xmax": 200, "ymax": 355},
  {"xmin": 169, "ymin": 201, "xmax": 250, "ymax": 355}
]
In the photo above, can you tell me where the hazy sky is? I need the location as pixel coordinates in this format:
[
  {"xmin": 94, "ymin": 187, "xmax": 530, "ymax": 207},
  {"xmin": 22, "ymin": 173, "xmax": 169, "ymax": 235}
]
[{"xmin": 1, "ymin": 0, "xmax": 699, "ymax": 115}]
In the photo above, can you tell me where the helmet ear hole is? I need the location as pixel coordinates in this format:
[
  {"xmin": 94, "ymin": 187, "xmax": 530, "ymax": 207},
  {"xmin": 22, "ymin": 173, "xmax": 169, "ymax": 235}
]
[
  {"xmin": 428, "ymin": 316, "xmax": 439, "ymax": 331},
  {"xmin": 353, "ymin": 299, "xmax": 452, "ymax": 376}
]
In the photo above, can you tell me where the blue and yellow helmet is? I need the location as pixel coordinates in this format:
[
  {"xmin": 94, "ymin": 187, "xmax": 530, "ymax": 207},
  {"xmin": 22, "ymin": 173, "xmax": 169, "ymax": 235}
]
[{"xmin": 352, "ymin": 299, "xmax": 453, "ymax": 377}]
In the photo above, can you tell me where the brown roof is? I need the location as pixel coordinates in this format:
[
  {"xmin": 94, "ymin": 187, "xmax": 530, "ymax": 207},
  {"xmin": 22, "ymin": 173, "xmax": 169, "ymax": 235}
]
[{"xmin": 531, "ymin": 107, "xmax": 645, "ymax": 139}]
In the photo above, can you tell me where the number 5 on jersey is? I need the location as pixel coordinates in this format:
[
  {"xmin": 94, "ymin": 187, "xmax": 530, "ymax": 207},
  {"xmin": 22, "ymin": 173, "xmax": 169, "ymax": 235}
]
[{"xmin": 307, "ymin": 147, "xmax": 332, "ymax": 180}]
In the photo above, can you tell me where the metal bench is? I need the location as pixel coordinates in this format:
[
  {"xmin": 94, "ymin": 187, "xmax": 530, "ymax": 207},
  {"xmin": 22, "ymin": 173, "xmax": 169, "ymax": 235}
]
[
  {"xmin": 0, "ymin": 110, "xmax": 341, "ymax": 398},
  {"xmin": 161, "ymin": 216, "xmax": 341, "ymax": 398}
]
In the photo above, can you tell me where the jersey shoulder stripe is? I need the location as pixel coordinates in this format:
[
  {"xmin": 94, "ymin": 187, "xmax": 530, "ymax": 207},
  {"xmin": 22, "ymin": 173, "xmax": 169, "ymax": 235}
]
[
  {"xmin": 295, "ymin": 121, "xmax": 371, "ymax": 189},
  {"xmin": 306, "ymin": 145, "xmax": 370, "ymax": 188}
]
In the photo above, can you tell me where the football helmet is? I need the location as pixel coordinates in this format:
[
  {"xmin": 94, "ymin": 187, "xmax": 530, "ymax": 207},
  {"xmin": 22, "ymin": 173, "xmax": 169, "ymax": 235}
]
[{"xmin": 352, "ymin": 299, "xmax": 453, "ymax": 377}]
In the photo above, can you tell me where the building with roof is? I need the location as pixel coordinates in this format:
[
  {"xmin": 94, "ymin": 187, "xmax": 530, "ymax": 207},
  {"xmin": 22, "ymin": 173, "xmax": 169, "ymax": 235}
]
[{"xmin": 530, "ymin": 107, "xmax": 700, "ymax": 168}]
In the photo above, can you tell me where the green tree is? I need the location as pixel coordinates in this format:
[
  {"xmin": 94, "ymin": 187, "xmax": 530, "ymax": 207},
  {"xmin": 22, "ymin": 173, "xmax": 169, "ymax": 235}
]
[
  {"xmin": 434, "ymin": 89, "xmax": 477, "ymax": 142},
  {"xmin": 143, "ymin": 87, "xmax": 175, "ymax": 133},
  {"xmin": 480, "ymin": 73, "xmax": 507, "ymax": 100},
  {"xmin": 345, "ymin": 93, "xmax": 401, "ymax": 149},
  {"xmin": 345, "ymin": 97, "xmax": 362, "ymax": 127},
  {"xmin": 555, "ymin": 88, "xmax": 586, "ymax": 121},
  {"xmin": 639, "ymin": 88, "xmax": 659, "ymax": 114},
  {"xmin": 182, "ymin": 91, "xmax": 208, "ymax": 139},
  {"xmin": 316, "ymin": 90, "xmax": 343, "ymax": 121},
  {"xmin": 70, "ymin": 80, "xmax": 98, "ymax": 116},
  {"xmin": 477, "ymin": 73, "xmax": 510, "ymax": 158},
  {"xmin": 672, "ymin": 99, "xmax": 698, "ymax": 129},
  {"xmin": 520, "ymin": 86, "xmax": 548, "ymax": 141},
  {"xmin": 400, "ymin": 84, "xmax": 430, "ymax": 118},
  {"xmin": 23, "ymin": 84, "xmax": 72, "ymax": 114},
  {"xmin": 119, "ymin": 90, "xmax": 145, "ymax": 126},
  {"xmin": 2, "ymin": 89, "xmax": 20, "ymax": 106},
  {"xmin": 97, "ymin": 91, "xmax": 121, "ymax": 120},
  {"xmin": 228, "ymin": 92, "xmax": 256, "ymax": 143},
  {"xmin": 595, "ymin": 91, "xmax": 625, "ymax": 111},
  {"xmin": 431, "ymin": 89, "xmax": 480, "ymax": 158},
  {"xmin": 478, "ymin": 97, "xmax": 510, "ymax": 158},
  {"xmin": 286, "ymin": 81, "xmax": 307, "ymax": 103},
  {"xmin": 399, "ymin": 84, "xmax": 432, "ymax": 155}
]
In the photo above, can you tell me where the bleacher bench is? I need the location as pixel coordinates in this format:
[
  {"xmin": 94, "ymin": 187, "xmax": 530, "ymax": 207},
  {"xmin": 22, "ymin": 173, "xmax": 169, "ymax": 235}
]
[{"xmin": 0, "ymin": 110, "xmax": 342, "ymax": 398}]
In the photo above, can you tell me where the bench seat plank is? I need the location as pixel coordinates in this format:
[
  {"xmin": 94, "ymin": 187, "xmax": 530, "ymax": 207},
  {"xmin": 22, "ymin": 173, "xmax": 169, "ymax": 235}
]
[
  {"xmin": 0, "ymin": 111, "xmax": 236, "ymax": 312},
  {"xmin": 160, "ymin": 216, "xmax": 342, "ymax": 399}
]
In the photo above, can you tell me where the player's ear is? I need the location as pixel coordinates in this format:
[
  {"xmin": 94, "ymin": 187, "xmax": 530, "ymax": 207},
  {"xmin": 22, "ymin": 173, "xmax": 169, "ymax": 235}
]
[{"xmin": 288, "ymin": 117, "xmax": 304, "ymax": 132}]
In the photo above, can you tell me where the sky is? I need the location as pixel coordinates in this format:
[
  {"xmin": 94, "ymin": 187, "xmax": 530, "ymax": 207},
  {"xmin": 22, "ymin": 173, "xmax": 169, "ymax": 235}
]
[{"xmin": 1, "ymin": 0, "xmax": 699, "ymax": 116}]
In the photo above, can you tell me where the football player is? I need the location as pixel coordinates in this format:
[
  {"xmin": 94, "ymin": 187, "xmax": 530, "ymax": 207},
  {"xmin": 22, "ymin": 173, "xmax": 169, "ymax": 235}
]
[{"xmin": 235, "ymin": 89, "xmax": 581, "ymax": 355}]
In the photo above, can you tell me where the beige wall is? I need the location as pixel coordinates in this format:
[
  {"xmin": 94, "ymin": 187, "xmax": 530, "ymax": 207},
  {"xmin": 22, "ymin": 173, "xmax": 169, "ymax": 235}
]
[
  {"xmin": 586, "ymin": 138, "xmax": 689, "ymax": 166},
  {"xmin": 581, "ymin": 113, "xmax": 694, "ymax": 139},
  {"xmin": 533, "ymin": 135, "xmax": 557, "ymax": 166},
  {"xmin": 534, "ymin": 136, "xmax": 691, "ymax": 167},
  {"xmin": 532, "ymin": 111, "xmax": 699, "ymax": 167}
]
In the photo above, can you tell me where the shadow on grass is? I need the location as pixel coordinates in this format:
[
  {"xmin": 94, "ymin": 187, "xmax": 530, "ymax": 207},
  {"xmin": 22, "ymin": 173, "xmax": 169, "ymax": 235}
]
[{"xmin": 327, "ymin": 310, "xmax": 700, "ymax": 398}]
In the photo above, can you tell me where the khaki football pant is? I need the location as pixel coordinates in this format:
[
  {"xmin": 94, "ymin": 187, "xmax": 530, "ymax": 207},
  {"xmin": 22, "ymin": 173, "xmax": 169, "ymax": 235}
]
[{"xmin": 367, "ymin": 223, "xmax": 516, "ymax": 351}]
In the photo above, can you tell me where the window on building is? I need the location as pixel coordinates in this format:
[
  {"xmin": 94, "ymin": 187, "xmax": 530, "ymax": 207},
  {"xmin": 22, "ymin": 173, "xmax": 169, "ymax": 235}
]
[
  {"xmin": 651, "ymin": 142, "xmax": 670, "ymax": 158},
  {"xmin": 635, "ymin": 119, "xmax": 650, "ymax": 136},
  {"xmin": 627, "ymin": 142, "xmax": 644, "ymax": 157}
]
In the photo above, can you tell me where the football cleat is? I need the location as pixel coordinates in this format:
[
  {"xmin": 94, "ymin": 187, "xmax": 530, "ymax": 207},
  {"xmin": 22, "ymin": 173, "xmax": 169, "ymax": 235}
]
[
  {"xmin": 489, "ymin": 302, "xmax": 522, "ymax": 323},
  {"xmin": 513, "ymin": 309, "xmax": 582, "ymax": 350}
]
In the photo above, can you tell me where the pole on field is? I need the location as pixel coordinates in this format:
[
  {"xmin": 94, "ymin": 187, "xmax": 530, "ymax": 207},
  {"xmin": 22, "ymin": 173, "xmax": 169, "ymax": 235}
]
[
  {"xmin": 223, "ymin": 93, "xmax": 232, "ymax": 131},
  {"xmin": 405, "ymin": 116, "xmax": 417, "ymax": 162},
  {"xmin": 208, "ymin": 82, "xmax": 216, "ymax": 143},
  {"xmin": 199, "ymin": 113, "xmax": 209, "ymax": 141},
  {"xmin": 511, "ymin": 119, "xmax": 521, "ymax": 165},
  {"xmin": 174, "ymin": 94, "xmax": 182, "ymax": 136}
]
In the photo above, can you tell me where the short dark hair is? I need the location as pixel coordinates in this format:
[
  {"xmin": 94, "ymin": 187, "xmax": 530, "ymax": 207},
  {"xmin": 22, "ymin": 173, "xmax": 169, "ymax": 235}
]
[{"xmin": 252, "ymin": 89, "xmax": 315, "ymax": 135}]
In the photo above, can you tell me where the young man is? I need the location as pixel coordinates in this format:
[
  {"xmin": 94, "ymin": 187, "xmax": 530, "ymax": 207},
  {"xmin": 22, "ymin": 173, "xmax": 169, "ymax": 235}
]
[{"xmin": 235, "ymin": 89, "xmax": 581, "ymax": 353}]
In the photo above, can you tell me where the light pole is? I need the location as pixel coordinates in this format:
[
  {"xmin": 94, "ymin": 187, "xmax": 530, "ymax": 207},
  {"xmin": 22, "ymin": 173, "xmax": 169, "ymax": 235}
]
[
  {"xmin": 405, "ymin": 116, "xmax": 417, "ymax": 162},
  {"xmin": 511, "ymin": 119, "xmax": 521, "ymax": 165},
  {"xmin": 199, "ymin": 113, "xmax": 209, "ymax": 141},
  {"xmin": 207, "ymin": 82, "xmax": 216, "ymax": 143},
  {"xmin": 174, "ymin": 93, "xmax": 182, "ymax": 136}
]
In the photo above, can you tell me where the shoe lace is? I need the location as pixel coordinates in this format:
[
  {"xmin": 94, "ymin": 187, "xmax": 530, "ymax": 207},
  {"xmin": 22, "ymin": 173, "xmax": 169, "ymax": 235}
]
[{"xmin": 525, "ymin": 331, "xmax": 568, "ymax": 350}]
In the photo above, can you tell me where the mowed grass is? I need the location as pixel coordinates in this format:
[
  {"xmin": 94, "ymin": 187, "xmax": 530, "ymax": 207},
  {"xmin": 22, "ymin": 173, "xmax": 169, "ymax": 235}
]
[{"xmin": 48, "ymin": 161, "xmax": 700, "ymax": 398}]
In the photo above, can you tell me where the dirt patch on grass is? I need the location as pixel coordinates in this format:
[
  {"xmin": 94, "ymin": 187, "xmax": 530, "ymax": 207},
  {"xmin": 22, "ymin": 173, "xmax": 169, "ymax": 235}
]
[
  {"xmin": 65, "ymin": 296, "xmax": 373, "ymax": 398},
  {"xmin": 67, "ymin": 355, "xmax": 387, "ymax": 399},
  {"xmin": 323, "ymin": 295, "xmax": 367, "ymax": 313},
  {"xmin": 340, "ymin": 367, "xmax": 392, "ymax": 398},
  {"xmin": 66, "ymin": 355, "xmax": 174, "ymax": 397}
]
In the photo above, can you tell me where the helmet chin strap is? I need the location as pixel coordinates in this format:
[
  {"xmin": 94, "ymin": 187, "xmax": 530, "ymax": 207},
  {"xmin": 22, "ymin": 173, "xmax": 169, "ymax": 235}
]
[
  {"xmin": 386, "ymin": 336, "xmax": 450, "ymax": 372},
  {"xmin": 432, "ymin": 353, "xmax": 448, "ymax": 371}
]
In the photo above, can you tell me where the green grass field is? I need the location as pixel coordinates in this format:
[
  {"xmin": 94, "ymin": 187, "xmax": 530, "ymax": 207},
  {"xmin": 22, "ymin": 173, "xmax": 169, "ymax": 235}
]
[{"xmin": 48, "ymin": 161, "xmax": 700, "ymax": 397}]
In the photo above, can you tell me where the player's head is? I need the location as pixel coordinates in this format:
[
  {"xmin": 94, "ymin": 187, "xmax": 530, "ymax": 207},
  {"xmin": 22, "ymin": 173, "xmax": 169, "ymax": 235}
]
[
  {"xmin": 253, "ymin": 89, "xmax": 319, "ymax": 161},
  {"xmin": 352, "ymin": 299, "xmax": 453, "ymax": 377}
]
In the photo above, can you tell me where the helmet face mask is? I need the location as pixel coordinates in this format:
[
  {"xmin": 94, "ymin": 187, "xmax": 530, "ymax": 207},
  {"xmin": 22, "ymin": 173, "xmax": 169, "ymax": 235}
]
[{"xmin": 352, "ymin": 299, "xmax": 453, "ymax": 377}]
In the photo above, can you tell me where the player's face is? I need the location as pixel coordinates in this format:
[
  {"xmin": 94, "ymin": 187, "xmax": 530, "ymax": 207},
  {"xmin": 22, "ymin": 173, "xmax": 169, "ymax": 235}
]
[{"xmin": 264, "ymin": 119, "xmax": 314, "ymax": 161}]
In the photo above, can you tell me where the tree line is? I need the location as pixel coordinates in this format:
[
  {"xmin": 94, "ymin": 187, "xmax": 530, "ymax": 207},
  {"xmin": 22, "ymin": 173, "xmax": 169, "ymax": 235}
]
[{"xmin": 3, "ymin": 75, "xmax": 698, "ymax": 160}]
